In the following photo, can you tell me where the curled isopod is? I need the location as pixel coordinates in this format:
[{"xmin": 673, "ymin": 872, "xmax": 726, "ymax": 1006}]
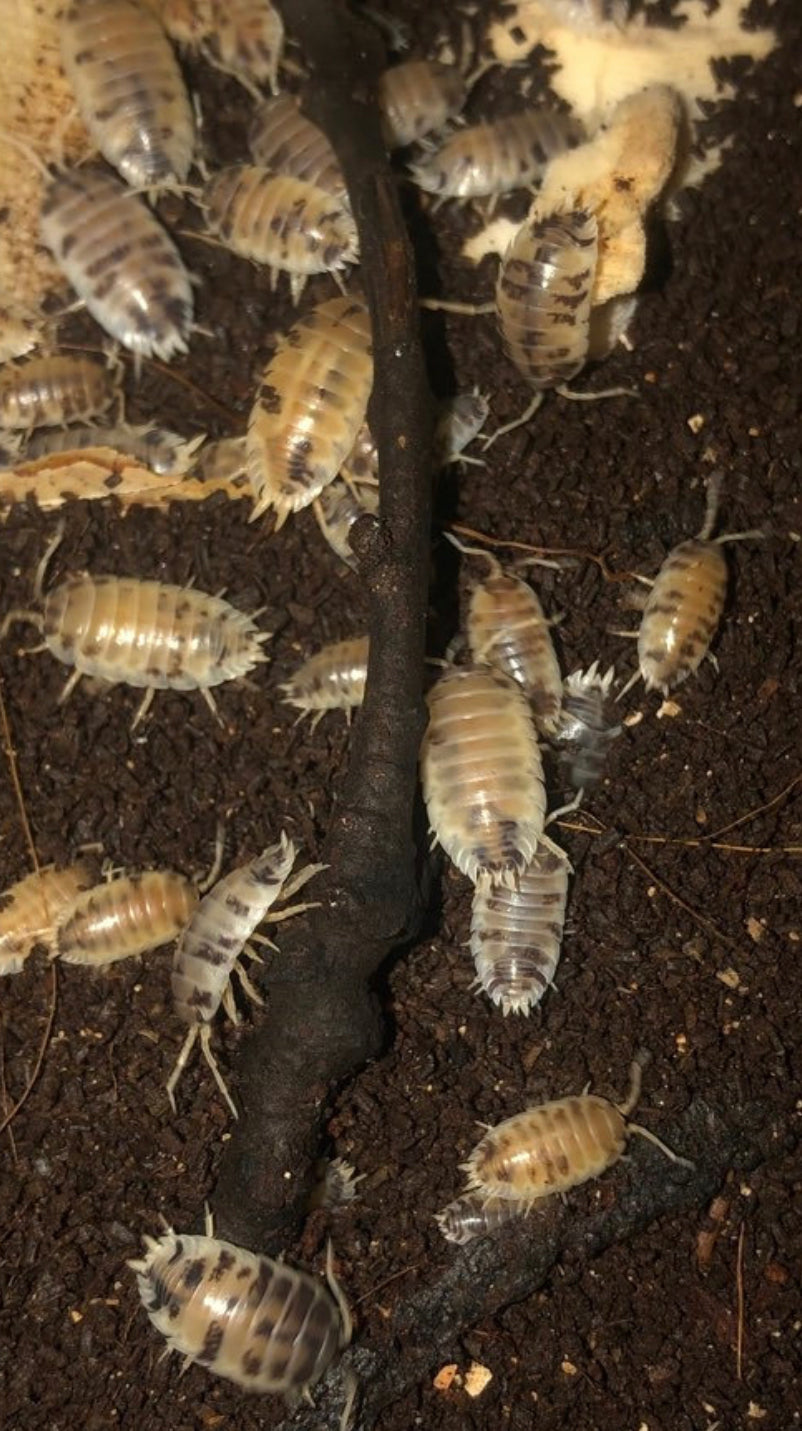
[
  {"xmin": 462, "ymin": 1060, "xmax": 693, "ymax": 1206},
  {"xmin": 246, "ymin": 296, "xmax": 373, "ymax": 527},
  {"xmin": 554, "ymin": 661, "xmax": 621, "ymax": 791},
  {"xmin": 59, "ymin": 0, "xmax": 195, "ymax": 188},
  {"xmin": 420, "ymin": 665, "xmax": 547, "ymax": 891},
  {"xmin": 248, "ymin": 95, "xmax": 348, "ymax": 205},
  {"xmin": 40, "ymin": 167, "xmax": 194, "ymax": 362},
  {"xmin": 21, "ymin": 424, "xmax": 204, "ymax": 475},
  {"xmin": 1, "ymin": 528, "xmax": 270, "ymax": 728},
  {"xmin": 450, "ymin": 538, "xmax": 563, "ymax": 735},
  {"xmin": 54, "ymin": 870, "xmax": 199, "ymax": 966},
  {"xmin": 0, "ymin": 355, "xmax": 120, "ymax": 432},
  {"xmin": 200, "ymin": 166, "xmax": 359, "ymax": 305},
  {"xmin": 0, "ymin": 862, "xmax": 94, "ymax": 976},
  {"xmin": 470, "ymin": 845, "xmax": 570, "ymax": 1015},
  {"xmin": 435, "ymin": 1193, "xmax": 526, "ymax": 1245},
  {"xmin": 313, "ymin": 479, "xmax": 379, "ymax": 569},
  {"xmin": 129, "ymin": 1229, "xmax": 350, "ymax": 1402},
  {"xmin": 205, "ymin": 0, "xmax": 285, "ymax": 94},
  {"xmin": 409, "ymin": 109, "xmax": 583, "ymax": 205},
  {"xmin": 378, "ymin": 59, "xmax": 468, "ymax": 148},
  {"xmin": 167, "ymin": 833, "xmax": 322, "ymax": 1115},
  {"xmin": 280, "ymin": 635, "xmax": 369, "ymax": 728}
]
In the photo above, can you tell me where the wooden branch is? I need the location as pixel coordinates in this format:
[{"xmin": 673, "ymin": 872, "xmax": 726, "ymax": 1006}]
[{"xmin": 212, "ymin": 0, "xmax": 433, "ymax": 1247}]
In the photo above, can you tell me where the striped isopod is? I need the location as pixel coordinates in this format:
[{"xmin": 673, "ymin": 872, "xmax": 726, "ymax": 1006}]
[
  {"xmin": 0, "ymin": 355, "xmax": 120, "ymax": 432},
  {"xmin": 205, "ymin": 0, "xmax": 285, "ymax": 95},
  {"xmin": 200, "ymin": 167, "xmax": 358, "ymax": 305},
  {"xmin": 449, "ymin": 537, "xmax": 563, "ymax": 735},
  {"xmin": 59, "ymin": 0, "xmax": 195, "ymax": 188},
  {"xmin": 420, "ymin": 665, "xmax": 548, "ymax": 891},
  {"xmin": 1, "ymin": 528, "xmax": 270, "ymax": 728},
  {"xmin": 378, "ymin": 59, "xmax": 468, "ymax": 149},
  {"xmin": 618, "ymin": 477, "xmax": 762, "ymax": 698},
  {"xmin": 435, "ymin": 1193, "xmax": 526, "ymax": 1245},
  {"xmin": 129, "ymin": 1229, "xmax": 351, "ymax": 1401},
  {"xmin": 246, "ymin": 296, "xmax": 373, "ymax": 527},
  {"xmin": 21, "ymin": 424, "xmax": 204, "ymax": 475},
  {"xmin": 470, "ymin": 846, "xmax": 570, "ymax": 1015},
  {"xmin": 248, "ymin": 94, "xmax": 348, "ymax": 205},
  {"xmin": 313, "ymin": 479, "xmax": 379, "ymax": 569},
  {"xmin": 461, "ymin": 1061, "xmax": 692, "ymax": 1206},
  {"xmin": 40, "ymin": 167, "xmax": 194, "ymax": 363},
  {"xmin": 54, "ymin": 870, "xmax": 199, "ymax": 966},
  {"xmin": 409, "ymin": 109, "xmax": 583, "ymax": 205},
  {"xmin": 280, "ymin": 635, "xmax": 369, "ymax": 728},
  {"xmin": 167, "ymin": 833, "xmax": 322, "ymax": 1115},
  {"xmin": 498, "ymin": 207, "xmax": 596, "ymax": 393},
  {"xmin": 0, "ymin": 863, "xmax": 94, "ymax": 976},
  {"xmin": 554, "ymin": 662, "xmax": 621, "ymax": 791}
]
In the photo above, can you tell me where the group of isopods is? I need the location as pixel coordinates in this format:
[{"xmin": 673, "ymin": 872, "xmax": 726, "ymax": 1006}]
[{"xmin": 0, "ymin": 0, "xmax": 760, "ymax": 1420}]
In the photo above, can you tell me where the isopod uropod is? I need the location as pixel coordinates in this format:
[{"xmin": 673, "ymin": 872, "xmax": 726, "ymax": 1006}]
[
  {"xmin": 130, "ymin": 1228, "xmax": 351, "ymax": 1402},
  {"xmin": 280, "ymin": 635, "xmax": 369, "ymax": 728},
  {"xmin": 0, "ymin": 355, "xmax": 120, "ymax": 432},
  {"xmin": 378, "ymin": 58, "xmax": 468, "ymax": 149},
  {"xmin": 469, "ymin": 846, "xmax": 570, "ymax": 1016},
  {"xmin": 461, "ymin": 1060, "xmax": 692, "ymax": 1205},
  {"xmin": 1, "ymin": 527, "xmax": 270, "ymax": 728},
  {"xmin": 248, "ymin": 94, "xmax": 348, "ymax": 205},
  {"xmin": 54, "ymin": 870, "xmax": 199, "ymax": 966},
  {"xmin": 40, "ymin": 167, "xmax": 194, "ymax": 363},
  {"xmin": 420, "ymin": 664, "xmax": 548, "ymax": 891},
  {"xmin": 167, "ymin": 833, "xmax": 322, "ymax": 1116},
  {"xmin": 409, "ymin": 109, "xmax": 583, "ymax": 206},
  {"xmin": 553, "ymin": 662, "xmax": 621, "ymax": 791},
  {"xmin": 59, "ymin": 0, "xmax": 195, "ymax": 188},
  {"xmin": 246, "ymin": 296, "xmax": 373, "ymax": 527},
  {"xmin": 0, "ymin": 863, "xmax": 94, "ymax": 976}
]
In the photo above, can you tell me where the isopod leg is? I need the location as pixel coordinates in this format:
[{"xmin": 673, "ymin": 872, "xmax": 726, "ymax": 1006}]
[
  {"xmin": 222, "ymin": 982, "xmax": 241, "ymax": 1025},
  {"xmin": 275, "ymin": 861, "xmax": 328, "ymax": 904},
  {"xmin": 57, "ymin": 668, "xmax": 83, "ymax": 706},
  {"xmin": 198, "ymin": 1023, "xmax": 238, "ymax": 1118},
  {"xmin": 627, "ymin": 1121, "xmax": 695, "ymax": 1170},
  {"xmin": 613, "ymin": 664, "xmax": 642, "ymax": 703},
  {"xmin": 555, "ymin": 383, "xmax": 638, "ymax": 403},
  {"xmin": 200, "ymin": 687, "xmax": 224, "ymax": 725},
  {"xmin": 165, "ymin": 1025, "xmax": 199, "ymax": 1112},
  {"xmin": 234, "ymin": 960, "xmax": 264, "ymax": 1007},
  {"xmin": 130, "ymin": 686, "xmax": 155, "ymax": 729},
  {"xmin": 482, "ymin": 392, "xmax": 544, "ymax": 450}
]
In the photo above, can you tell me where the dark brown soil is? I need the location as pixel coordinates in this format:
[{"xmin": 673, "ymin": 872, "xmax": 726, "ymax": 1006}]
[{"xmin": 1, "ymin": 3, "xmax": 801, "ymax": 1429}]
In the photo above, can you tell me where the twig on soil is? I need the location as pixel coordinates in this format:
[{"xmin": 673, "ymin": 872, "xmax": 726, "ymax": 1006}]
[
  {"xmin": 212, "ymin": 0, "xmax": 432, "ymax": 1247},
  {"xmin": 0, "ymin": 963, "xmax": 58, "ymax": 1136},
  {"xmin": 0, "ymin": 667, "xmax": 40, "ymax": 873},
  {"xmin": 736, "ymin": 1220, "xmax": 746, "ymax": 1380},
  {"xmin": 556, "ymin": 820, "xmax": 802, "ymax": 855},
  {"xmin": 449, "ymin": 521, "xmax": 644, "ymax": 584},
  {"xmin": 705, "ymin": 773, "xmax": 802, "ymax": 842}
]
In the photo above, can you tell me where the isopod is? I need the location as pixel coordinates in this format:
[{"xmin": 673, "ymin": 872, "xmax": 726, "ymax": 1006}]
[
  {"xmin": 1, "ymin": 526, "xmax": 270, "ymax": 728},
  {"xmin": 461, "ymin": 1060, "xmax": 693, "ymax": 1206},
  {"xmin": 618, "ymin": 477, "xmax": 762, "ymax": 698},
  {"xmin": 59, "ymin": 0, "xmax": 195, "ymax": 188},
  {"xmin": 409, "ymin": 109, "xmax": 583, "ymax": 206},
  {"xmin": 553, "ymin": 661, "xmax": 621, "ymax": 791},
  {"xmin": 0, "ymin": 355, "xmax": 120, "ymax": 432},
  {"xmin": 435, "ymin": 1193, "xmax": 526, "ymax": 1246},
  {"xmin": 192, "ymin": 434, "xmax": 248, "ymax": 486},
  {"xmin": 378, "ymin": 59, "xmax": 467, "ymax": 149},
  {"xmin": 0, "ymin": 862, "xmax": 94, "ymax": 976},
  {"xmin": 246, "ymin": 296, "xmax": 373, "ymax": 527},
  {"xmin": 129, "ymin": 1227, "xmax": 350, "ymax": 1401},
  {"xmin": 167, "ymin": 833, "xmax": 322, "ymax": 1116},
  {"xmin": 448, "ymin": 536, "xmax": 563, "ymax": 735},
  {"xmin": 41, "ymin": 167, "xmax": 194, "ymax": 363},
  {"xmin": 21, "ymin": 423, "xmax": 204, "ymax": 475},
  {"xmin": 470, "ymin": 846, "xmax": 570, "ymax": 1016},
  {"xmin": 54, "ymin": 869, "xmax": 199, "ymax": 966},
  {"xmin": 200, "ymin": 166, "xmax": 358, "ymax": 305},
  {"xmin": 280, "ymin": 635, "xmax": 369, "ymax": 728},
  {"xmin": 205, "ymin": 0, "xmax": 285, "ymax": 95},
  {"xmin": 539, "ymin": 0, "xmax": 630, "ymax": 27},
  {"xmin": 248, "ymin": 94, "xmax": 348, "ymax": 205},
  {"xmin": 339, "ymin": 391, "xmax": 489, "ymax": 490},
  {"xmin": 313, "ymin": 479, "xmax": 379, "ymax": 569},
  {"xmin": 420, "ymin": 665, "xmax": 548, "ymax": 891}
]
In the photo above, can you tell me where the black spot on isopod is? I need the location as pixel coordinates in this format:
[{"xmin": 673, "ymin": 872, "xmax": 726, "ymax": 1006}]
[
  {"xmin": 211, "ymin": 1248, "xmax": 236, "ymax": 1278},
  {"xmin": 242, "ymin": 1351, "xmax": 263, "ymax": 1377},
  {"xmin": 182, "ymin": 1258, "xmax": 206, "ymax": 1291},
  {"xmin": 197, "ymin": 1320, "xmax": 225, "ymax": 1362},
  {"xmin": 259, "ymin": 384, "xmax": 282, "ymax": 412}
]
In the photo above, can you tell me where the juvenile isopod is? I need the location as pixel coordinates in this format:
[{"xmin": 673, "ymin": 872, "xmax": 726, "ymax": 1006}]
[
  {"xmin": 205, "ymin": 0, "xmax": 285, "ymax": 95},
  {"xmin": 378, "ymin": 58, "xmax": 468, "ymax": 149},
  {"xmin": 313, "ymin": 479, "xmax": 379, "ymax": 569},
  {"xmin": 617, "ymin": 477, "xmax": 762, "ymax": 699},
  {"xmin": 280, "ymin": 635, "xmax": 369, "ymax": 728},
  {"xmin": 1, "ymin": 526, "xmax": 270, "ymax": 728},
  {"xmin": 167, "ymin": 833, "xmax": 322, "ymax": 1116},
  {"xmin": 41, "ymin": 167, "xmax": 194, "ymax": 363},
  {"xmin": 0, "ymin": 862, "xmax": 94, "ymax": 976},
  {"xmin": 420, "ymin": 665, "xmax": 548, "ymax": 891},
  {"xmin": 409, "ymin": 109, "xmax": 583, "ymax": 207},
  {"xmin": 129, "ymin": 1227, "xmax": 351, "ymax": 1402},
  {"xmin": 339, "ymin": 391, "xmax": 489, "ymax": 491},
  {"xmin": 435, "ymin": 1193, "xmax": 526, "ymax": 1245},
  {"xmin": 200, "ymin": 167, "xmax": 358, "ymax": 305},
  {"xmin": 448, "ymin": 535, "xmax": 563, "ymax": 735},
  {"xmin": 54, "ymin": 869, "xmax": 199, "ymax": 966},
  {"xmin": 470, "ymin": 846, "xmax": 570, "ymax": 1015},
  {"xmin": 59, "ymin": 0, "xmax": 195, "ymax": 188},
  {"xmin": 553, "ymin": 661, "xmax": 621, "ymax": 791},
  {"xmin": 246, "ymin": 296, "xmax": 373, "ymax": 527},
  {"xmin": 461, "ymin": 1060, "xmax": 692, "ymax": 1206},
  {"xmin": 248, "ymin": 94, "xmax": 348, "ymax": 205},
  {"xmin": 0, "ymin": 355, "xmax": 120, "ymax": 432}
]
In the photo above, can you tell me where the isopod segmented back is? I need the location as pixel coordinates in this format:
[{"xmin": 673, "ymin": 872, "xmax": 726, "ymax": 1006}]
[
  {"xmin": 313, "ymin": 479, "xmax": 379, "ymax": 568},
  {"xmin": 248, "ymin": 95, "xmax": 347, "ymax": 204},
  {"xmin": 410, "ymin": 110, "xmax": 583, "ymax": 202},
  {"xmin": 0, "ymin": 355, "xmax": 118, "ymax": 432},
  {"xmin": 466, "ymin": 567, "xmax": 563, "ymax": 735},
  {"xmin": 206, "ymin": 0, "xmax": 285, "ymax": 93},
  {"xmin": 378, "ymin": 58, "xmax": 467, "ymax": 149},
  {"xmin": 0, "ymin": 863, "xmax": 94, "ymax": 976},
  {"xmin": 280, "ymin": 635, "xmax": 369, "ymax": 726},
  {"xmin": 55, "ymin": 870, "xmax": 198, "ymax": 966},
  {"xmin": 554, "ymin": 662, "xmax": 621, "ymax": 791},
  {"xmin": 470, "ymin": 847, "xmax": 569, "ymax": 1015},
  {"xmin": 637, "ymin": 539, "xmax": 728, "ymax": 694},
  {"xmin": 463, "ymin": 1093, "xmax": 628, "ymax": 1202},
  {"xmin": 435, "ymin": 1193, "xmax": 526, "ymax": 1245},
  {"xmin": 496, "ymin": 208, "xmax": 598, "ymax": 391}
]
